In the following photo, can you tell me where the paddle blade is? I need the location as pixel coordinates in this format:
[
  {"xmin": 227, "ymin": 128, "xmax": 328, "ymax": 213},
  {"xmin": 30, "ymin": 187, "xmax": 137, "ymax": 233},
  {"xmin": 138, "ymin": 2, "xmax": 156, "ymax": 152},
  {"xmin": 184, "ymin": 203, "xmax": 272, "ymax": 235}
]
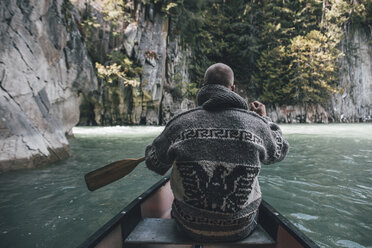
[{"xmin": 85, "ymin": 157, "xmax": 145, "ymax": 191}]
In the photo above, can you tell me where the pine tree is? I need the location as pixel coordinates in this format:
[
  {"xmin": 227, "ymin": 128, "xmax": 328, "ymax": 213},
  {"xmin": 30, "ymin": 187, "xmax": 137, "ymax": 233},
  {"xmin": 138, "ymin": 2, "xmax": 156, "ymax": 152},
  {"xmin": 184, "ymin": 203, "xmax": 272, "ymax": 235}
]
[
  {"xmin": 223, "ymin": 1, "xmax": 262, "ymax": 85},
  {"xmin": 254, "ymin": 46, "xmax": 293, "ymax": 105},
  {"xmin": 287, "ymin": 30, "xmax": 338, "ymax": 106}
]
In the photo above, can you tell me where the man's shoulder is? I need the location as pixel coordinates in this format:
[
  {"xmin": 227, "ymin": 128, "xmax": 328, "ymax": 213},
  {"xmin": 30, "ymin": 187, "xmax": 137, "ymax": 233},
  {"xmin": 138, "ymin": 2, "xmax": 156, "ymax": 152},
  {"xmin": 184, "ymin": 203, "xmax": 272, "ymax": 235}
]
[
  {"xmin": 224, "ymin": 108, "xmax": 271, "ymax": 125},
  {"xmin": 165, "ymin": 107, "xmax": 270, "ymax": 128},
  {"xmin": 164, "ymin": 107, "xmax": 203, "ymax": 127}
]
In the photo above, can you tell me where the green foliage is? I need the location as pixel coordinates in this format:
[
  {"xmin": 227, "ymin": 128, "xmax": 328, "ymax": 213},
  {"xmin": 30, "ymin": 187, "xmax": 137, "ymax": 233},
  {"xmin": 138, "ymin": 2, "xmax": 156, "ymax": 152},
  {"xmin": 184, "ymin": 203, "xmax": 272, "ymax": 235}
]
[
  {"xmin": 252, "ymin": 0, "xmax": 370, "ymax": 106},
  {"xmin": 80, "ymin": 15, "xmax": 106, "ymax": 63},
  {"xmin": 61, "ymin": 0, "xmax": 75, "ymax": 32},
  {"xmin": 287, "ymin": 30, "xmax": 339, "ymax": 105},
  {"xmin": 173, "ymin": 1, "xmax": 263, "ymax": 87},
  {"xmin": 186, "ymin": 82, "xmax": 199, "ymax": 99},
  {"xmin": 260, "ymin": 0, "xmax": 298, "ymax": 48},
  {"xmin": 77, "ymin": 0, "xmax": 371, "ymax": 110},
  {"xmin": 100, "ymin": 0, "xmax": 129, "ymax": 24},
  {"xmin": 95, "ymin": 50, "xmax": 143, "ymax": 87},
  {"xmin": 76, "ymin": 0, "xmax": 142, "ymax": 87},
  {"xmin": 107, "ymin": 51, "xmax": 143, "ymax": 79},
  {"xmin": 254, "ymin": 46, "xmax": 292, "ymax": 105},
  {"xmin": 96, "ymin": 62, "xmax": 126, "ymax": 84},
  {"xmin": 224, "ymin": 1, "xmax": 262, "ymax": 84},
  {"xmin": 73, "ymin": 0, "xmax": 147, "ymax": 125}
]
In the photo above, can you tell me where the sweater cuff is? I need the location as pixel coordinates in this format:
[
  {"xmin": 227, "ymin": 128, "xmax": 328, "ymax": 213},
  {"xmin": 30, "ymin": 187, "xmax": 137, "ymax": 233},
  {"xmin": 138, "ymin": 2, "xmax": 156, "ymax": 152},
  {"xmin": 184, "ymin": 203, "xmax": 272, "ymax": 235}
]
[{"xmin": 145, "ymin": 145, "xmax": 171, "ymax": 175}]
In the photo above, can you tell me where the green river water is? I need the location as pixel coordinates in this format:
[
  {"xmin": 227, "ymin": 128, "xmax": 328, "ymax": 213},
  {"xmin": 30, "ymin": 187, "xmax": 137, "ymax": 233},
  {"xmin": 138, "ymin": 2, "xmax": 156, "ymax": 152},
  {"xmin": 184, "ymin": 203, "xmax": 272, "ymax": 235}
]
[{"xmin": 0, "ymin": 124, "xmax": 371, "ymax": 248}]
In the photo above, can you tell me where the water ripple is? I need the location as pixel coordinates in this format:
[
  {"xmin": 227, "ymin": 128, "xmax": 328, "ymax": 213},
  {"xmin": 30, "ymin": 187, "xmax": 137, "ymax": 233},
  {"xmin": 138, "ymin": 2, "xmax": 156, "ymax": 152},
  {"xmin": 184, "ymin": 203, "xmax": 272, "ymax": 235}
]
[
  {"xmin": 0, "ymin": 124, "xmax": 372, "ymax": 248},
  {"xmin": 290, "ymin": 213, "xmax": 318, "ymax": 220},
  {"xmin": 261, "ymin": 123, "xmax": 372, "ymax": 248}
]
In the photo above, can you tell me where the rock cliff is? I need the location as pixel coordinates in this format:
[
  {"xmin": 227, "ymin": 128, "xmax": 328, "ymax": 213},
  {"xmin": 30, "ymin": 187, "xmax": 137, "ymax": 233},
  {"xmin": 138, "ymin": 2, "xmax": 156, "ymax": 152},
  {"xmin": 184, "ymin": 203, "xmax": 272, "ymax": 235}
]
[
  {"xmin": 330, "ymin": 27, "xmax": 372, "ymax": 122},
  {"xmin": 74, "ymin": 1, "xmax": 192, "ymax": 126},
  {"xmin": 131, "ymin": 10, "xmax": 193, "ymax": 124},
  {"xmin": 0, "ymin": 0, "xmax": 97, "ymax": 171}
]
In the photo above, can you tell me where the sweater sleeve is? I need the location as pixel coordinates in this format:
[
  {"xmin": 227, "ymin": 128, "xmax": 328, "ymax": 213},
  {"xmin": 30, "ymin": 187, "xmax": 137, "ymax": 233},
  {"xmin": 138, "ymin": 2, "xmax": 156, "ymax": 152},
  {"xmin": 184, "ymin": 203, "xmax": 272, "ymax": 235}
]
[
  {"xmin": 145, "ymin": 128, "xmax": 174, "ymax": 175},
  {"xmin": 260, "ymin": 118, "xmax": 289, "ymax": 165}
]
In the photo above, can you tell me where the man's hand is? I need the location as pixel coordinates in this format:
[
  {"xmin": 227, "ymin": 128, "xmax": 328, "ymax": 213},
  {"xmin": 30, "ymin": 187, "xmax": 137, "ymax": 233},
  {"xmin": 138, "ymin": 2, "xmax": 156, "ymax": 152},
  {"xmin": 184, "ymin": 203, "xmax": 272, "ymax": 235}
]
[{"xmin": 249, "ymin": 101, "xmax": 266, "ymax": 116}]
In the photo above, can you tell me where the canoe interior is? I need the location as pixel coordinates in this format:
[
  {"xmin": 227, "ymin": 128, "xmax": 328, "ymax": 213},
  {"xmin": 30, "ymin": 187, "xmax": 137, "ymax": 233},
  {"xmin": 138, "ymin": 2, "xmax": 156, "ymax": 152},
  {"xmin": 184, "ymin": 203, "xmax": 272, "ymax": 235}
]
[
  {"xmin": 78, "ymin": 176, "xmax": 319, "ymax": 248},
  {"xmin": 125, "ymin": 218, "xmax": 275, "ymax": 247}
]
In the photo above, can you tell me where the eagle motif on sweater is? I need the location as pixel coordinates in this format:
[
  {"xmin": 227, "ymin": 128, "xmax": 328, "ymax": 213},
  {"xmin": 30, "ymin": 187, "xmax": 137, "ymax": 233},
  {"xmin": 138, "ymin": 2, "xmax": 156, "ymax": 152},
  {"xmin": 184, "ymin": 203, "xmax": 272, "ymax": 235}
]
[{"xmin": 177, "ymin": 161, "xmax": 259, "ymax": 213}]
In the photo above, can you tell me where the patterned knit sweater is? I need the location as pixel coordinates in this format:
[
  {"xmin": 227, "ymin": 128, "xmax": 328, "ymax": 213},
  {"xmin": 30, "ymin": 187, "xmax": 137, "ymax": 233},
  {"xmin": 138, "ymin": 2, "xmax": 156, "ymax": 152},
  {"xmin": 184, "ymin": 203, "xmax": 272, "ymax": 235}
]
[{"xmin": 145, "ymin": 84, "xmax": 289, "ymax": 242}]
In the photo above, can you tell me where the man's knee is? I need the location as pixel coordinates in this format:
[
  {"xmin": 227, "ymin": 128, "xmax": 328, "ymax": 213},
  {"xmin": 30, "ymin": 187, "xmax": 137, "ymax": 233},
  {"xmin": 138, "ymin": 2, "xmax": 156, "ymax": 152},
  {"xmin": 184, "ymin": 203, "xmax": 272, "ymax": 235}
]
[{"xmin": 141, "ymin": 181, "xmax": 174, "ymax": 218}]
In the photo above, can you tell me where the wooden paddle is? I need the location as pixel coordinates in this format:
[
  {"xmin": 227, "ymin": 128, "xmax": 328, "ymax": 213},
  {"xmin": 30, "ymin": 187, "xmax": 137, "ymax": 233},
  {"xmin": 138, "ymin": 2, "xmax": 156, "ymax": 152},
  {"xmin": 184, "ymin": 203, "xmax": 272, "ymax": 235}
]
[{"xmin": 85, "ymin": 156, "xmax": 145, "ymax": 191}]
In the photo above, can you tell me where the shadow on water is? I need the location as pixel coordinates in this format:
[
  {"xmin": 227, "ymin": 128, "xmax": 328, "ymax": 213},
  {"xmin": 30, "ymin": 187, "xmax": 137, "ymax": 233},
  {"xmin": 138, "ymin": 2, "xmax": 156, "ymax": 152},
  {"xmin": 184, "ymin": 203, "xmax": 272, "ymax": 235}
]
[{"xmin": 0, "ymin": 124, "xmax": 371, "ymax": 248}]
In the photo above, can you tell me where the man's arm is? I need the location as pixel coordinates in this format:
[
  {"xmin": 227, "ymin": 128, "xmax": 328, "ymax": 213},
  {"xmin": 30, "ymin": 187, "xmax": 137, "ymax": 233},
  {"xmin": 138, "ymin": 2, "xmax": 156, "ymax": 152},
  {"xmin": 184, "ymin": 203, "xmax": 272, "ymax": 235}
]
[
  {"xmin": 250, "ymin": 101, "xmax": 289, "ymax": 164},
  {"xmin": 260, "ymin": 121, "xmax": 289, "ymax": 164},
  {"xmin": 145, "ymin": 128, "xmax": 174, "ymax": 175},
  {"xmin": 249, "ymin": 101, "xmax": 266, "ymax": 117}
]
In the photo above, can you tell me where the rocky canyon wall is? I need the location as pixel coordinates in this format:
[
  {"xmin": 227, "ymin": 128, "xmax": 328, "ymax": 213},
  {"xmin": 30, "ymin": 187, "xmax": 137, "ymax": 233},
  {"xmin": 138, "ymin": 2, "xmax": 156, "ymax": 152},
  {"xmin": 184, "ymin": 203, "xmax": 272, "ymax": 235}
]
[
  {"xmin": 74, "ymin": 1, "xmax": 192, "ymax": 126},
  {"xmin": 0, "ymin": 0, "xmax": 97, "ymax": 171},
  {"xmin": 125, "ymin": 3, "xmax": 193, "ymax": 124},
  {"xmin": 330, "ymin": 27, "xmax": 372, "ymax": 123}
]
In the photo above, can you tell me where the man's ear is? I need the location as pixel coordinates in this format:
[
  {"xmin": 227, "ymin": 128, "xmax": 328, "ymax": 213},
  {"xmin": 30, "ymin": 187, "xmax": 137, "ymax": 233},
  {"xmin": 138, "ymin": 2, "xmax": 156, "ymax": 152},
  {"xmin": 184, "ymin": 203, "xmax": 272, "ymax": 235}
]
[{"xmin": 231, "ymin": 85, "xmax": 236, "ymax": 92}]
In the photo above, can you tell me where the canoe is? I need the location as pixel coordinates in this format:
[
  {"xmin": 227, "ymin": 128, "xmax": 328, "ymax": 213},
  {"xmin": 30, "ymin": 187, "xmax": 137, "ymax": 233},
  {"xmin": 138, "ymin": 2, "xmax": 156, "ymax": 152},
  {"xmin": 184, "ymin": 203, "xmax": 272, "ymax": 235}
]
[{"xmin": 78, "ymin": 176, "xmax": 319, "ymax": 248}]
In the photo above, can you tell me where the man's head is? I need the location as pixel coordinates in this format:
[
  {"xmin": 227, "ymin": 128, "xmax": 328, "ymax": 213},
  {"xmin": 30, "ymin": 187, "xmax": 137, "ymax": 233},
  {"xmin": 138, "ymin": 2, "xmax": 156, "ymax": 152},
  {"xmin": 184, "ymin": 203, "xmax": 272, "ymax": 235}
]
[{"xmin": 204, "ymin": 63, "xmax": 235, "ymax": 91}]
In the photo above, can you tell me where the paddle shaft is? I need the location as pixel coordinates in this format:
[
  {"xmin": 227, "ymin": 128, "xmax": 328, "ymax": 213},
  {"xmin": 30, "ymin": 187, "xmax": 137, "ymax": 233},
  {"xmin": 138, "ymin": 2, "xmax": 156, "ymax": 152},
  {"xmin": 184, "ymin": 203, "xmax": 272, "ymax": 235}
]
[{"xmin": 85, "ymin": 156, "xmax": 145, "ymax": 191}]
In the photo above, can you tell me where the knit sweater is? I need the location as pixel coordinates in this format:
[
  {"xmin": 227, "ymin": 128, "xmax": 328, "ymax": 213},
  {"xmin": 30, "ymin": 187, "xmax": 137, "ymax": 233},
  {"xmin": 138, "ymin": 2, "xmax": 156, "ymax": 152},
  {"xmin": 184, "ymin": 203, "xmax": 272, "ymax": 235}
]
[{"xmin": 145, "ymin": 84, "xmax": 289, "ymax": 242}]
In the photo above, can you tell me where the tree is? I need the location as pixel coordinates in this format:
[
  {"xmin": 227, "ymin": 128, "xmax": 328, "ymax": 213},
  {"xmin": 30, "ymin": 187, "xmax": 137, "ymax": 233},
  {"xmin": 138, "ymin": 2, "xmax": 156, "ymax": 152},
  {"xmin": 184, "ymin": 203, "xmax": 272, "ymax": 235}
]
[
  {"xmin": 287, "ymin": 30, "xmax": 339, "ymax": 106},
  {"xmin": 254, "ymin": 46, "xmax": 293, "ymax": 105},
  {"xmin": 224, "ymin": 1, "xmax": 263, "ymax": 85}
]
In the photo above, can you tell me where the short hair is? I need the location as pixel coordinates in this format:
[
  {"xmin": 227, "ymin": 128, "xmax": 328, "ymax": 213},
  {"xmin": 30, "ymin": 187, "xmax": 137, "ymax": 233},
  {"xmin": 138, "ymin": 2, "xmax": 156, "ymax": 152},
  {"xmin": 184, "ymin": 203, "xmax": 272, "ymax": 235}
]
[{"xmin": 203, "ymin": 63, "xmax": 234, "ymax": 87}]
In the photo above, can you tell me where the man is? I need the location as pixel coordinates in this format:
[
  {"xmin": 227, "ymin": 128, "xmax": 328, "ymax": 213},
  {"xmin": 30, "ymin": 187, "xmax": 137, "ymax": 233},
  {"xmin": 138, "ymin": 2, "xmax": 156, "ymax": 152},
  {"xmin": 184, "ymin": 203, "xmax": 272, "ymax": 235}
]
[{"xmin": 145, "ymin": 63, "xmax": 289, "ymax": 242}]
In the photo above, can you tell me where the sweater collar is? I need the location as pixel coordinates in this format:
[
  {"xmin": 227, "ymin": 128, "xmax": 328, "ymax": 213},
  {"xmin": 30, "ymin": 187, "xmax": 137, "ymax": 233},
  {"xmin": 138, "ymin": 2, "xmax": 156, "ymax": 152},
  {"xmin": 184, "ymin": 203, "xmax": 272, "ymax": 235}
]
[{"xmin": 196, "ymin": 84, "xmax": 248, "ymax": 111}]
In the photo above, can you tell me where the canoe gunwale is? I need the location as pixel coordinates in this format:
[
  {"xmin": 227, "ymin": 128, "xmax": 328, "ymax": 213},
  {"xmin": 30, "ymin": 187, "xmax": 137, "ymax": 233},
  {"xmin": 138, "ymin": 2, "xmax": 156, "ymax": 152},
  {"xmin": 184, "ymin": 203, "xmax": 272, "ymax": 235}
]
[
  {"xmin": 77, "ymin": 176, "xmax": 170, "ymax": 248},
  {"xmin": 259, "ymin": 201, "xmax": 319, "ymax": 248}
]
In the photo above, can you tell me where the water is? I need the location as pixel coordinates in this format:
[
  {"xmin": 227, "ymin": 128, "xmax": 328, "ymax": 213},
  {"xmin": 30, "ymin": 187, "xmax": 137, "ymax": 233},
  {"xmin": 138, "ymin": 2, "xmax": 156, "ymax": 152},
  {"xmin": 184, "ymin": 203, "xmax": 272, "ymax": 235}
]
[
  {"xmin": 0, "ymin": 124, "xmax": 371, "ymax": 248},
  {"xmin": 261, "ymin": 124, "xmax": 372, "ymax": 248}
]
